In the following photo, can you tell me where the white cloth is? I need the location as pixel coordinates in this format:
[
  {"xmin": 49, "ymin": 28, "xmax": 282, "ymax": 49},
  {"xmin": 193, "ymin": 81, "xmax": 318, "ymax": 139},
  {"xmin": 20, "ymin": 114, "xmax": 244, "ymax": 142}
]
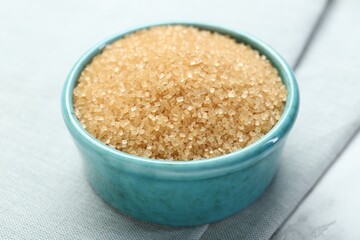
[{"xmin": 3, "ymin": 0, "xmax": 358, "ymax": 239}]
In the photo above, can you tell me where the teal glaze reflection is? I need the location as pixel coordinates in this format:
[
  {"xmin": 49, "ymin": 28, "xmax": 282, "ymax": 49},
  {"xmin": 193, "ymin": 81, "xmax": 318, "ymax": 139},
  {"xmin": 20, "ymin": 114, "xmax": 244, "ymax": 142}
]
[{"xmin": 61, "ymin": 22, "xmax": 299, "ymax": 226}]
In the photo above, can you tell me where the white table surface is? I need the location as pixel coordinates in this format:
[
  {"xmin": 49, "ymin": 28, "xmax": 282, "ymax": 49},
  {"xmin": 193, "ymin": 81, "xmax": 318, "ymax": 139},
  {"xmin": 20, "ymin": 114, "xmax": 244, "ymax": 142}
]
[{"xmin": 273, "ymin": 131, "xmax": 360, "ymax": 240}]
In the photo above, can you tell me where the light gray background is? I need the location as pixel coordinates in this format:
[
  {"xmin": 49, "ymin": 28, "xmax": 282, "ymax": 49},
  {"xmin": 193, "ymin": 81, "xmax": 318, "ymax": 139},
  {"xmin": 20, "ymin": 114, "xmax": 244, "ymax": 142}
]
[
  {"xmin": 273, "ymin": 132, "xmax": 360, "ymax": 240},
  {"xmin": 1, "ymin": 0, "xmax": 359, "ymax": 239}
]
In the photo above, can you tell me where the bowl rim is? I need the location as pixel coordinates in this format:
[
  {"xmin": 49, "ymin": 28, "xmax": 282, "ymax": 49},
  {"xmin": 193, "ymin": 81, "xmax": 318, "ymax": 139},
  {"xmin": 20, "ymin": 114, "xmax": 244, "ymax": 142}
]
[{"xmin": 61, "ymin": 22, "xmax": 299, "ymax": 175}]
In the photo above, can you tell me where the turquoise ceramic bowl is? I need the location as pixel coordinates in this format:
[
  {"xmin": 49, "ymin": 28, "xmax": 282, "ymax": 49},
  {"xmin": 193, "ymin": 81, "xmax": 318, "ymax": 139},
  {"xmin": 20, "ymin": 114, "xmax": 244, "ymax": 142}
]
[{"xmin": 61, "ymin": 23, "xmax": 299, "ymax": 227}]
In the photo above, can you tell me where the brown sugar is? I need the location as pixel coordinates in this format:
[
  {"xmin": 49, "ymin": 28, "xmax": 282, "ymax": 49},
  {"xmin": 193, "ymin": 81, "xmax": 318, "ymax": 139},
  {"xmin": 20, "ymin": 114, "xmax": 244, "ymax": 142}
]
[{"xmin": 73, "ymin": 25, "xmax": 287, "ymax": 160}]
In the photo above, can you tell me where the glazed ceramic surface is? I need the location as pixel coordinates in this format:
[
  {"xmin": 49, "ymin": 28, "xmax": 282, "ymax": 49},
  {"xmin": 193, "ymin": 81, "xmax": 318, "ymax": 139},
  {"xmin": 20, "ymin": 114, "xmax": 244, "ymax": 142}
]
[{"xmin": 61, "ymin": 23, "xmax": 299, "ymax": 226}]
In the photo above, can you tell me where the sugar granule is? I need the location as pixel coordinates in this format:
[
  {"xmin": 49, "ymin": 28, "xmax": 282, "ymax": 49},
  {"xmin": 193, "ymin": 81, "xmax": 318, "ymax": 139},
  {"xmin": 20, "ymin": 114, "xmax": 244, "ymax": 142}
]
[{"xmin": 73, "ymin": 25, "xmax": 287, "ymax": 160}]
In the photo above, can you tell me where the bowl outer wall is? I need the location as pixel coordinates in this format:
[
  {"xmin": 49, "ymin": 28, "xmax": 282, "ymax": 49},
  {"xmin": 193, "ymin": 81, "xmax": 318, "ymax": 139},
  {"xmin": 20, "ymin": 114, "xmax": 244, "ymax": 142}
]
[{"xmin": 61, "ymin": 22, "xmax": 299, "ymax": 226}]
